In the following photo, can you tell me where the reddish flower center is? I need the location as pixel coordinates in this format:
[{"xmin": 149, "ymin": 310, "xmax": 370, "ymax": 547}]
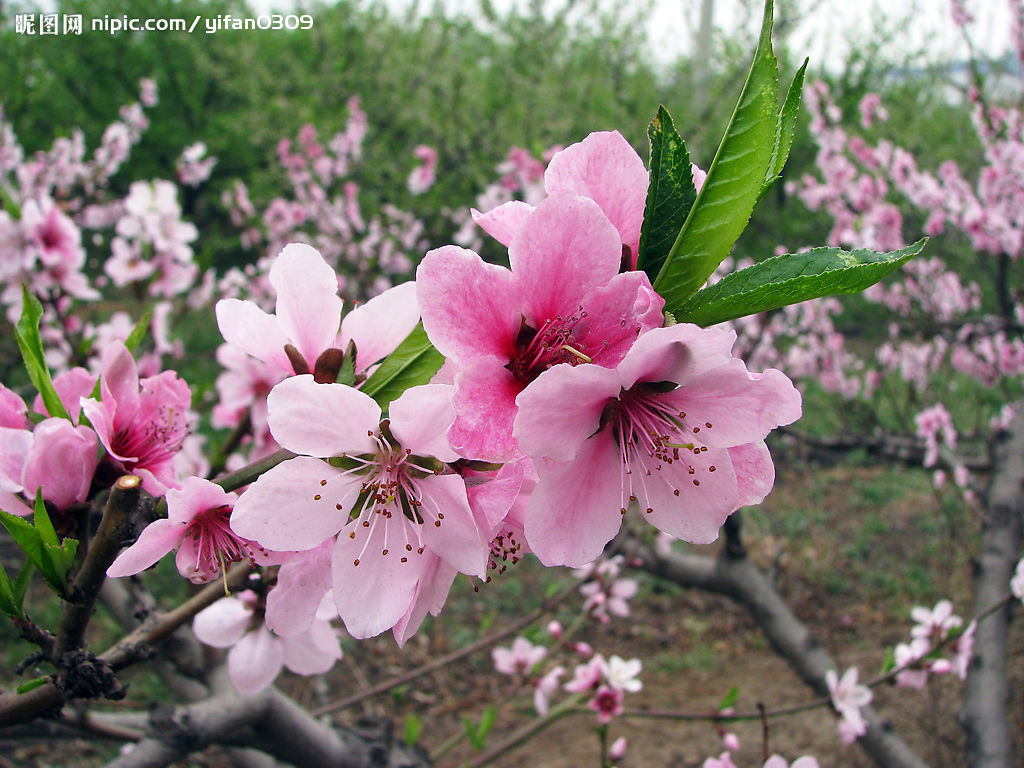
[{"xmin": 506, "ymin": 309, "xmax": 593, "ymax": 383}]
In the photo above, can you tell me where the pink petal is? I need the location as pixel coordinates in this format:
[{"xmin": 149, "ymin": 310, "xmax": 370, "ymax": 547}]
[
  {"xmin": 230, "ymin": 456, "xmax": 362, "ymax": 551},
  {"xmin": 728, "ymin": 441, "xmax": 776, "ymax": 507},
  {"xmin": 389, "ymin": 384, "xmax": 457, "ymax": 462},
  {"xmin": 22, "ymin": 420, "xmax": 98, "ymax": 511},
  {"xmin": 269, "ymin": 243, "xmax": 344, "ymax": 370},
  {"xmin": 332, "ymin": 525, "xmax": 430, "ymax": 639},
  {"xmin": 525, "ymin": 432, "xmax": 626, "ymax": 567},
  {"xmin": 281, "ymin": 620, "xmax": 342, "ymax": 675},
  {"xmin": 0, "ymin": 427, "xmax": 32, "ymax": 493},
  {"xmin": 267, "ymin": 376, "xmax": 380, "ymax": 458},
  {"xmin": 417, "ymin": 473, "xmax": 488, "ymax": 576},
  {"xmin": 265, "ymin": 542, "xmax": 333, "ymax": 637},
  {"xmin": 449, "ymin": 359, "xmax": 523, "ymax": 461},
  {"xmin": 615, "ymin": 324, "xmax": 738, "ymax": 389},
  {"xmin": 393, "ymin": 557, "xmax": 456, "ymax": 647},
  {"xmin": 37, "ymin": 367, "xmax": 95, "ymax": 423},
  {"xmin": 513, "ymin": 363, "xmax": 621, "ymax": 462},
  {"xmin": 639, "ymin": 446, "xmax": 738, "ymax": 544},
  {"xmin": 544, "ymin": 131, "xmax": 649, "ymax": 263},
  {"xmin": 215, "ymin": 298, "xmax": 291, "ymax": 373},
  {"xmin": 416, "ymin": 245, "xmax": 520, "ymax": 363},
  {"xmin": 471, "ymin": 201, "xmax": 535, "ymax": 246},
  {"xmin": 192, "ymin": 596, "xmax": 254, "ymax": 648},
  {"xmin": 340, "ymin": 281, "xmax": 420, "ymax": 374},
  {"xmin": 166, "ymin": 476, "xmax": 237, "ymax": 525},
  {"xmin": 228, "ymin": 626, "xmax": 284, "ymax": 694},
  {"xmin": 106, "ymin": 518, "xmax": 185, "ymax": 577},
  {"xmin": 663, "ymin": 362, "xmax": 801, "ymax": 447},
  {"xmin": 0, "ymin": 491, "xmax": 31, "ymax": 517},
  {"xmin": 99, "ymin": 341, "xmax": 141, "ymax": 417},
  {"xmin": 508, "ymin": 194, "xmax": 622, "ymax": 328},
  {"xmin": 572, "ymin": 272, "xmax": 664, "ymax": 366},
  {"xmin": 0, "ymin": 385, "xmax": 26, "ymax": 429}
]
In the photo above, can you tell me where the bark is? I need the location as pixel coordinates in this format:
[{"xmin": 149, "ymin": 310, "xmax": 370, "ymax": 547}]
[
  {"xmin": 633, "ymin": 539, "xmax": 930, "ymax": 768},
  {"xmin": 959, "ymin": 406, "xmax": 1024, "ymax": 768},
  {"xmin": 103, "ymin": 687, "xmax": 430, "ymax": 768}
]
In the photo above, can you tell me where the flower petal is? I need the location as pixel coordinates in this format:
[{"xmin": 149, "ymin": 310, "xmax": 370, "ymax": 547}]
[
  {"xmin": 281, "ymin": 620, "xmax": 342, "ymax": 675},
  {"xmin": 267, "ymin": 375, "xmax": 380, "ymax": 457},
  {"xmin": 107, "ymin": 518, "xmax": 185, "ymax": 577},
  {"xmin": 471, "ymin": 201, "xmax": 535, "ymax": 247},
  {"xmin": 215, "ymin": 298, "xmax": 291, "ymax": 373},
  {"xmin": 615, "ymin": 324, "xmax": 739, "ymax": 389},
  {"xmin": 508, "ymin": 194, "xmax": 622, "ymax": 328},
  {"xmin": 389, "ymin": 384, "xmax": 457, "ymax": 462},
  {"xmin": 270, "ymin": 243, "xmax": 343, "ymax": 370},
  {"xmin": 416, "ymin": 245, "xmax": 520, "ymax": 362},
  {"xmin": 525, "ymin": 431, "xmax": 626, "ymax": 567},
  {"xmin": 728, "ymin": 441, "xmax": 776, "ymax": 508},
  {"xmin": 230, "ymin": 457, "xmax": 361, "ymax": 551},
  {"xmin": 228, "ymin": 626, "xmax": 284, "ymax": 694},
  {"xmin": 340, "ymin": 280, "xmax": 420, "ymax": 374},
  {"xmin": 193, "ymin": 596, "xmax": 253, "ymax": 648},
  {"xmin": 449, "ymin": 358, "xmax": 524, "ymax": 461},
  {"xmin": 417, "ymin": 473, "xmax": 488, "ymax": 576},
  {"xmin": 265, "ymin": 542, "xmax": 333, "ymax": 637}
]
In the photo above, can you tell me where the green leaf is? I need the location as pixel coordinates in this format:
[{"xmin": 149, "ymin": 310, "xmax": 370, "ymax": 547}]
[
  {"xmin": 675, "ymin": 240, "xmax": 926, "ymax": 327},
  {"xmin": 760, "ymin": 58, "xmax": 808, "ymax": 201},
  {"xmin": 652, "ymin": 0, "xmax": 779, "ymax": 312},
  {"xmin": 403, "ymin": 713, "xmax": 423, "ymax": 746},
  {"xmin": 13, "ymin": 559, "xmax": 34, "ymax": 608},
  {"xmin": 337, "ymin": 341, "xmax": 357, "ymax": 387},
  {"xmin": 33, "ymin": 490, "xmax": 58, "ymax": 548},
  {"xmin": 0, "ymin": 561, "xmax": 18, "ymax": 617},
  {"xmin": 360, "ymin": 323, "xmax": 445, "ymax": 410},
  {"xmin": 718, "ymin": 685, "xmax": 739, "ymax": 711},
  {"xmin": 14, "ymin": 286, "xmax": 68, "ymax": 421},
  {"xmin": 0, "ymin": 184, "xmax": 20, "ymax": 218},
  {"xmin": 15, "ymin": 677, "xmax": 48, "ymax": 694},
  {"xmin": 463, "ymin": 706, "xmax": 497, "ymax": 750},
  {"xmin": 636, "ymin": 106, "xmax": 697, "ymax": 281},
  {"xmin": 0, "ymin": 508, "xmax": 45, "ymax": 575}
]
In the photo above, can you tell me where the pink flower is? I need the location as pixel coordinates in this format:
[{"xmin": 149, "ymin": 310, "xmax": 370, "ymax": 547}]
[
  {"xmin": 589, "ymin": 685, "xmax": 623, "ymax": 724},
  {"xmin": 418, "ymin": 192, "xmax": 663, "ymax": 461},
  {"xmin": 825, "ymin": 667, "xmax": 872, "ymax": 744},
  {"xmin": 192, "ymin": 591, "xmax": 342, "ymax": 694},
  {"xmin": 407, "ymin": 145, "xmax": 438, "ymax": 194},
  {"xmin": 564, "ymin": 655, "xmax": 605, "ymax": 693},
  {"xmin": 474, "ymin": 131, "xmax": 649, "ymax": 267},
  {"xmin": 80, "ymin": 341, "xmax": 191, "ymax": 495},
  {"xmin": 1012, "ymin": 558, "xmax": 1024, "ymax": 602},
  {"xmin": 230, "ymin": 379, "xmax": 489, "ymax": 642},
  {"xmin": 107, "ymin": 477, "xmax": 273, "ymax": 584},
  {"xmin": 0, "ymin": 384, "xmax": 26, "ymax": 429},
  {"xmin": 492, "ymin": 636, "xmax": 547, "ymax": 675},
  {"xmin": 514, "ymin": 324, "xmax": 801, "ymax": 567},
  {"xmin": 602, "ymin": 655, "xmax": 642, "ymax": 692},
  {"xmin": 609, "ymin": 737, "xmax": 628, "ymax": 761},
  {"xmin": 0, "ymin": 418, "xmax": 98, "ymax": 517},
  {"xmin": 533, "ymin": 665, "xmax": 564, "ymax": 715}
]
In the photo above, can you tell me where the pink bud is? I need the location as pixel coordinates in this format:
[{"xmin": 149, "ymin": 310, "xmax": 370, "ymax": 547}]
[
  {"xmin": 609, "ymin": 736, "xmax": 628, "ymax": 760},
  {"xmin": 546, "ymin": 620, "xmax": 563, "ymax": 639},
  {"xmin": 722, "ymin": 732, "xmax": 740, "ymax": 751},
  {"xmin": 572, "ymin": 641, "xmax": 594, "ymax": 657}
]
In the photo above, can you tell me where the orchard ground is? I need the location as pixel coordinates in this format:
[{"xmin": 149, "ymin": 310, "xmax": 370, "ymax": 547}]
[{"xmin": 3, "ymin": 454, "xmax": 1020, "ymax": 768}]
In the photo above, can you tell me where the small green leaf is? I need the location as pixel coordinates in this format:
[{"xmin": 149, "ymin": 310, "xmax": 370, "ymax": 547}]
[
  {"xmin": 403, "ymin": 713, "xmax": 423, "ymax": 746},
  {"xmin": 13, "ymin": 559, "xmax": 34, "ymax": 607},
  {"xmin": 463, "ymin": 706, "xmax": 497, "ymax": 751},
  {"xmin": 637, "ymin": 106, "xmax": 697, "ymax": 281},
  {"xmin": 0, "ymin": 502, "xmax": 75, "ymax": 598},
  {"xmin": 881, "ymin": 647, "xmax": 896, "ymax": 675},
  {"xmin": 360, "ymin": 323, "xmax": 445, "ymax": 410},
  {"xmin": 337, "ymin": 341, "xmax": 357, "ymax": 387},
  {"xmin": 0, "ymin": 508, "xmax": 45, "ymax": 574},
  {"xmin": 0, "ymin": 561, "xmax": 19, "ymax": 617},
  {"xmin": 675, "ymin": 240, "xmax": 926, "ymax": 327},
  {"xmin": 760, "ymin": 58, "xmax": 808, "ymax": 201},
  {"xmin": 15, "ymin": 677, "xmax": 48, "ymax": 694},
  {"xmin": 15, "ymin": 286, "xmax": 68, "ymax": 420},
  {"xmin": 718, "ymin": 685, "xmax": 739, "ymax": 711},
  {"xmin": 33, "ymin": 490, "xmax": 58, "ymax": 548},
  {"xmin": 652, "ymin": 0, "xmax": 779, "ymax": 312}
]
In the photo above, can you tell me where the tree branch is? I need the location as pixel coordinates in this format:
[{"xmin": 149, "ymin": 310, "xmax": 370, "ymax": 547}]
[
  {"xmin": 631, "ymin": 538, "xmax": 930, "ymax": 768},
  {"xmin": 959, "ymin": 404, "xmax": 1024, "ymax": 768}
]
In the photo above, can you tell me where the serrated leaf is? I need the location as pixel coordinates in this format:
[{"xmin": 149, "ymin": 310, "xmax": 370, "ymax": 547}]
[
  {"xmin": 760, "ymin": 58, "xmax": 808, "ymax": 201},
  {"xmin": 338, "ymin": 341, "xmax": 357, "ymax": 387},
  {"xmin": 0, "ymin": 508, "xmax": 45, "ymax": 574},
  {"xmin": 13, "ymin": 559, "xmax": 33, "ymax": 607},
  {"xmin": 403, "ymin": 713, "xmax": 423, "ymax": 746},
  {"xmin": 636, "ymin": 106, "xmax": 697, "ymax": 281},
  {"xmin": 676, "ymin": 240, "xmax": 926, "ymax": 327},
  {"xmin": 15, "ymin": 286, "xmax": 68, "ymax": 421},
  {"xmin": 718, "ymin": 685, "xmax": 739, "ymax": 711},
  {"xmin": 360, "ymin": 323, "xmax": 444, "ymax": 410},
  {"xmin": 15, "ymin": 677, "xmax": 48, "ymax": 694},
  {"xmin": 653, "ymin": 0, "xmax": 779, "ymax": 312}
]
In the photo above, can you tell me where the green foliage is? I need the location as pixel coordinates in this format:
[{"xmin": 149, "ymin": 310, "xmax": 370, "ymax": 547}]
[
  {"xmin": 761, "ymin": 58, "xmax": 808, "ymax": 201},
  {"xmin": 403, "ymin": 713, "xmax": 423, "ymax": 746},
  {"xmin": 462, "ymin": 705, "xmax": 497, "ymax": 750},
  {"xmin": 636, "ymin": 106, "xmax": 697, "ymax": 280},
  {"xmin": 360, "ymin": 323, "xmax": 445, "ymax": 410},
  {"xmin": 675, "ymin": 240, "xmax": 926, "ymax": 327},
  {"xmin": 0, "ymin": 492, "xmax": 78, "ymax": 599},
  {"xmin": 651, "ymin": 0, "xmax": 779, "ymax": 312},
  {"xmin": 14, "ymin": 286, "xmax": 68, "ymax": 421}
]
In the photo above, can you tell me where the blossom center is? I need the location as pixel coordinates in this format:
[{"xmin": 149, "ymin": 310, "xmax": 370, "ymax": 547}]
[{"xmin": 506, "ymin": 309, "xmax": 593, "ymax": 383}]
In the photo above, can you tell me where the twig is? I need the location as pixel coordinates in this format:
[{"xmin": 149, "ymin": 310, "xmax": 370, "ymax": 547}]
[{"xmin": 212, "ymin": 448, "xmax": 295, "ymax": 493}]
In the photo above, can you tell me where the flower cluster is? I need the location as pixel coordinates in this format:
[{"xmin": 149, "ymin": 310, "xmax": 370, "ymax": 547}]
[{"xmin": 892, "ymin": 600, "xmax": 975, "ymax": 689}]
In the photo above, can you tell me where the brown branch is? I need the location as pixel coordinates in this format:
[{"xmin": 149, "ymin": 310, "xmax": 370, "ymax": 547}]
[
  {"xmin": 959, "ymin": 404, "xmax": 1024, "ymax": 767},
  {"xmin": 631, "ymin": 538, "xmax": 930, "ymax": 768}
]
